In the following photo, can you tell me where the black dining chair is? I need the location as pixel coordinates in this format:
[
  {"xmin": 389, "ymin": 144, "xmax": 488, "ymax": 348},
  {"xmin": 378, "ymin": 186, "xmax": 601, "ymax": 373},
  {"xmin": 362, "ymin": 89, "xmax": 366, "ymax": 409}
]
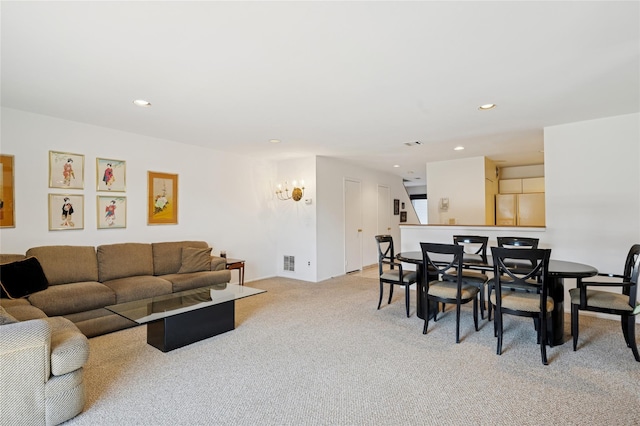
[
  {"xmin": 569, "ymin": 244, "xmax": 640, "ymax": 362},
  {"xmin": 490, "ymin": 247, "xmax": 553, "ymax": 365},
  {"xmin": 421, "ymin": 242, "xmax": 479, "ymax": 343},
  {"xmin": 487, "ymin": 236, "xmax": 541, "ymax": 321},
  {"xmin": 375, "ymin": 235, "xmax": 417, "ymax": 317},
  {"xmin": 446, "ymin": 235, "xmax": 490, "ymax": 319},
  {"xmin": 496, "ymin": 236, "xmax": 539, "ymax": 249}
]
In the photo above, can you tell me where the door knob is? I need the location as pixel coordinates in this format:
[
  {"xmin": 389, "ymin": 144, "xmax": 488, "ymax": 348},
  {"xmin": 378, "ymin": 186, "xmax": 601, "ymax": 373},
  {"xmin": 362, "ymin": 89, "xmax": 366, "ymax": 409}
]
[{"xmin": 357, "ymin": 229, "xmax": 362, "ymax": 232}]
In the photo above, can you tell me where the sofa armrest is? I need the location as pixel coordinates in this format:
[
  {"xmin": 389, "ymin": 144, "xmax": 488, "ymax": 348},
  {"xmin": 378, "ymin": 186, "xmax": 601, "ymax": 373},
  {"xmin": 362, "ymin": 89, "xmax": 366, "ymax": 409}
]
[
  {"xmin": 45, "ymin": 317, "xmax": 90, "ymax": 376},
  {"xmin": 0, "ymin": 318, "xmax": 51, "ymax": 384},
  {"xmin": 210, "ymin": 256, "xmax": 227, "ymax": 271}
]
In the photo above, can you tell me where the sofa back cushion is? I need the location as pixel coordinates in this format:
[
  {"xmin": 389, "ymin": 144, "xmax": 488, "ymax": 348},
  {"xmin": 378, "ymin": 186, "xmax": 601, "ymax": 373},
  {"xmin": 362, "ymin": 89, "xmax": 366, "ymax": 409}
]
[
  {"xmin": 26, "ymin": 246, "xmax": 98, "ymax": 285},
  {"xmin": 152, "ymin": 241, "xmax": 209, "ymax": 275},
  {"xmin": 97, "ymin": 243, "xmax": 154, "ymax": 282},
  {"xmin": 0, "ymin": 254, "xmax": 26, "ymax": 265}
]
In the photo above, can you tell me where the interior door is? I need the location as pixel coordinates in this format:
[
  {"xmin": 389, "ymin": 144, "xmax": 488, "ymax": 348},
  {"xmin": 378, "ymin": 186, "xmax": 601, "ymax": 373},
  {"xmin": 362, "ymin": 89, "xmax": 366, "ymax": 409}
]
[
  {"xmin": 377, "ymin": 185, "xmax": 391, "ymax": 235},
  {"xmin": 344, "ymin": 179, "xmax": 362, "ymax": 273}
]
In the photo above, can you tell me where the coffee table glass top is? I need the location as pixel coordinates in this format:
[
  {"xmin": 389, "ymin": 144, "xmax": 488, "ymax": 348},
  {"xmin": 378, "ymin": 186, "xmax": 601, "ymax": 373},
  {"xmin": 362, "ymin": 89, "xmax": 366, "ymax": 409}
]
[{"xmin": 106, "ymin": 284, "xmax": 265, "ymax": 324}]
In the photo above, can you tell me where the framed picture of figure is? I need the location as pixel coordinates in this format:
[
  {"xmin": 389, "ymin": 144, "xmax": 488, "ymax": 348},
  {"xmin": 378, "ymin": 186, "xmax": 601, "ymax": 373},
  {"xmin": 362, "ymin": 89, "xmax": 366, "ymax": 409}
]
[
  {"xmin": 147, "ymin": 171, "xmax": 178, "ymax": 225},
  {"xmin": 96, "ymin": 158, "xmax": 126, "ymax": 192},
  {"xmin": 49, "ymin": 194, "xmax": 84, "ymax": 230},
  {"xmin": 97, "ymin": 196, "xmax": 126, "ymax": 229},
  {"xmin": 49, "ymin": 151, "xmax": 84, "ymax": 189},
  {"xmin": 0, "ymin": 154, "xmax": 15, "ymax": 228}
]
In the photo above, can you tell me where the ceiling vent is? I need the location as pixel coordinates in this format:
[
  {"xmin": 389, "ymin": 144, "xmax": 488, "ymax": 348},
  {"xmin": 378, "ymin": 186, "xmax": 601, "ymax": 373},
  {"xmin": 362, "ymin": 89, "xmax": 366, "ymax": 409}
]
[{"xmin": 404, "ymin": 141, "xmax": 422, "ymax": 147}]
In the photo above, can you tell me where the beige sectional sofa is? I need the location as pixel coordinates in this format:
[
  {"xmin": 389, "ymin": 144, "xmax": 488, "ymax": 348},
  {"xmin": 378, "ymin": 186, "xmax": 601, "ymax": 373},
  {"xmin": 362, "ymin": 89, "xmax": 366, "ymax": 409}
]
[
  {"xmin": 1, "ymin": 240, "xmax": 231, "ymax": 337},
  {"xmin": 0, "ymin": 240, "xmax": 230, "ymax": 425}
]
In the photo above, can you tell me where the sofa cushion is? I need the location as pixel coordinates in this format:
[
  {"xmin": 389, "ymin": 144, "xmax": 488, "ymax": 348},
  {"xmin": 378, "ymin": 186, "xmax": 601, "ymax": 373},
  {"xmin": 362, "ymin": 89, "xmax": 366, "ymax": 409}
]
[
  {"xmin": 0, "ymin": 254, "xmax": 26, "ymax": 265},
  {"xmin": 44, "ymin": 316, "xmax": 89, "ymax": 376},
  {"xmin": 178, "ymin": 247, "xmax": 212, "ymax": 274},
  {"xmin": 0, "ymin": 257, "xmax": 49, "ymax": 299},
  {"xmin": 97, "ymin": 243, "xmax": 154, "ymax": 282},
  {"xmin": 0, "ymin": 305, "xmax": 18, "ymax": 325},
  {"xmin": 163, "ymin": 270, "xmax": 232, "ymax": 293},
  {"xmin": 152, "ymin": 241, "xmax": 208, "ymax": 276},
  {"xmin": 102, "ymin": 275, "xmax": 173, "ymax": 304},
  {"xmin": 26, "ymin": 246, "xmax": 98, "ymax": 285},
  {"xmin": 28, "ymin": 282, "xmax": 116, "ymax": 317}
]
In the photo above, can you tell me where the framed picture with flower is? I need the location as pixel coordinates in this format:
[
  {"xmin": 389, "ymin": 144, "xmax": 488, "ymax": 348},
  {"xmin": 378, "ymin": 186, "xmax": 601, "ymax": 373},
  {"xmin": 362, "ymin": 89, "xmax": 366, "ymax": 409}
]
[
  {"xmin": 96, "ymin": 158, "xmax": 126, "ymax": 192},
  {"xmin": 49, "ymin": 194, "xmax": 84, "ymax": 230},
  {"xmin": 97, "ymin": 196, "xmax": 126, "ymax": 229},
  {"xmin": 147, "ymin": 171, "xmax": 178, "ymax": 225},
  {"xmin": 49, "ymin": 151, "xmax": 84, "ymax": 189}
]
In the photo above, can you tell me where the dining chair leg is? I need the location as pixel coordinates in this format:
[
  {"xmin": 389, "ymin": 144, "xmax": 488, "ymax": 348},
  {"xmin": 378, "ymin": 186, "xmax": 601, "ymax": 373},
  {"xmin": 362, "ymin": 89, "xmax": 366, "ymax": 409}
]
[
  {"xmin": 455, "ymin": 303, "xmax": 461, "ymax": 343},
  {"xmin": 621, "ymin": 315, "xmax": 630, "ymax": 346},
  {"xmin": 473, "ymin": 297, "xmax": 479, "ymax": 331},
  {"xmin": 405, "ymin": 284, "xmax": 410, "ymax": 317},
  {"xmin": 479, "ymin": 285, "xmax": 485, "ymax": 320},
  {"xmin": 487, "ymin": 288, "xmax": 493, "ymax": 321},
  {"xmin": 377, "ymin": 281, "xmax": 384, "ymax": 310},
  {"xmin": 496, "ymin": 311, "xmax": 503, "ymax": 355},
  {"xmin": 571, "ymin": 303, "xmax": 579, "ymax": 351},
  {"xmin": 388, "ymin": 284, "xmax": 394, "ymax": 304},
  {"xmin": 423, "ymin": 298, "xmax": 431, "ymax": 334},
  {"xmin": 540, "ymin": 315, "xmax": 549, "ymax": 365},
  {"xmin": 623, "ymin": 318, "xmax": 640, "ymax": 362}
]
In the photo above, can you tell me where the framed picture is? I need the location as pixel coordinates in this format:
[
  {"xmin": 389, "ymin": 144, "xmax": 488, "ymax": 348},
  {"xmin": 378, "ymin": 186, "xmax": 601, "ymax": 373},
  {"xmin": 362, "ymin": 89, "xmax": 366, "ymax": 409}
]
[
  {"xmin": 97, "ymin": 196, "xmax": 126, "ymax": 229},
  {"xmin": 49, "ymin": 151, "xmax": 84, "ymax": 189},
  {"xmin": 148, "ymin": 171, "xmax": 178, "ymax": 225},
  {"xmin": 49, "ymin": 194, "xmax": 84, "ymax": 230},
  {"xmin": 0, "ymin": 155, "xmax": 15, "ymax": 228},
  {"xmin": 96, "ymin": 158, "xmax": 126, "ymax": 192},
  {"xmin": 393, "ymin": 199, "xmax": 400, "ymax": 215},
  {"xmin": 400, "ymin": 211, "xmax": 407, "ymax": 223}
]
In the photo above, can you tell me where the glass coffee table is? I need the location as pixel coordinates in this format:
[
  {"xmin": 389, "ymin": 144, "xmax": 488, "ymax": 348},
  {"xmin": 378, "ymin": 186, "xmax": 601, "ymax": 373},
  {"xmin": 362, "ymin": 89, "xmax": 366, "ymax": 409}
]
[{"xmin": 106, "ymin": 283, "xmax": 265, "ymax": 352}]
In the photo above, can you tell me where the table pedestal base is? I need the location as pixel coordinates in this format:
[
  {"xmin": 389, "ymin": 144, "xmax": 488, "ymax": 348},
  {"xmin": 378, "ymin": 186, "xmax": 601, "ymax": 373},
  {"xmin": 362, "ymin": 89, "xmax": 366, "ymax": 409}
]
[{"xmin": 147, "ymin": 300, "xmax": 235, "ymax": 352}]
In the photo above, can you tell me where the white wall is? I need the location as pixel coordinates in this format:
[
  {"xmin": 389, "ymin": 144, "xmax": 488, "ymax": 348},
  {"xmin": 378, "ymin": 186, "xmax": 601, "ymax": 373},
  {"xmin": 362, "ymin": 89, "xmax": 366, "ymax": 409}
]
[
  {"xmin": 544, "ymin": 113, "xmax": 640, "ymax": 273},
  {"xmin": 0, "ymin": 108, "xmax": 278, "ymax": 283},
  {"xmin": 316, "ymin": 156, "xmax": 416, "ymax": 281},
  {"xmin": 427, "ymin": 156, "xmax": 487, "ymax": 225},
  {"xmin": 274, "ymin": 156, "xmax": 317, "ymax": 282}
]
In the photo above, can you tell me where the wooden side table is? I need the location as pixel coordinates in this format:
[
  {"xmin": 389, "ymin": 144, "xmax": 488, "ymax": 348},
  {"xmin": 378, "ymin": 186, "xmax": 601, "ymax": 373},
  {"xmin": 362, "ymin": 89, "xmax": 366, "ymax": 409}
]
[{"xmin": 225, "ymin": 258, "xmax": 245, "ymax": 285}]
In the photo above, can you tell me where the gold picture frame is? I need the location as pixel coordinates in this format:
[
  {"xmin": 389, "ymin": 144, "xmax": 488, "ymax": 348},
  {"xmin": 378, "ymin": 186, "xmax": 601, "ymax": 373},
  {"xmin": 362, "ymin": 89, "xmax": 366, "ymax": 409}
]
[
  {"xmin": 49, "ymin": 194, "xmax": 84, "ymax": 230},
  {"xmin": 147, "ymin": 171, "xmax": 178, "ymax": 225},
  {"xmin": 96, "ymin": 158, "xmax": 126, "ymax": 192},
  {"xmin": 0, "ymin": 154, "xmax": 15, "ymax": 228},
  {"xmin": 49, "ymin": 151, "xmax": 84, "ymax": 189},
  {"xmin": 97, "ymin": 195, "xmax": 126, "ymax": 229}
]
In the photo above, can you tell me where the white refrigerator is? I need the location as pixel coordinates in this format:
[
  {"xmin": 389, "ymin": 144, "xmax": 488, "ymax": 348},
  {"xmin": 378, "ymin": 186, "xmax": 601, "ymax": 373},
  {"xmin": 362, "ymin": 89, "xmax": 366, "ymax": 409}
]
[{"xmin": 495, "ymin": 193, "xmax": 545, "ymax": 226}]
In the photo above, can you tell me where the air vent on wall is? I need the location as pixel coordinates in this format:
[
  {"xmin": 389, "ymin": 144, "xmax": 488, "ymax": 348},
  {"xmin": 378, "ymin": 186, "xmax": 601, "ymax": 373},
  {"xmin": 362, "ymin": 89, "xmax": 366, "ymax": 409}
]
[{"xmin": 283, "ymin": 255, "xmax": 295, "ymax": 272}]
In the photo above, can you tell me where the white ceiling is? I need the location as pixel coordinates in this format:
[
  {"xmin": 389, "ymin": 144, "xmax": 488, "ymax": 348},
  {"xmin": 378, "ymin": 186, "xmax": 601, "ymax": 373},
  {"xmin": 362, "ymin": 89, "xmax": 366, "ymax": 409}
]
[{"xmin": 2, "ymin": 1, "xmax": 639, "ymax": 186}]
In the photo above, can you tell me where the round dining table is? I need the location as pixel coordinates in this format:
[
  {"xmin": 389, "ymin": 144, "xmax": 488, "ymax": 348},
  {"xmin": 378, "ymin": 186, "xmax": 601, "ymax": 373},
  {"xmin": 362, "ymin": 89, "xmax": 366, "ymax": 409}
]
[{"xmin": 396, "ymin": 251, "xmax": 598, "ymax": 346}]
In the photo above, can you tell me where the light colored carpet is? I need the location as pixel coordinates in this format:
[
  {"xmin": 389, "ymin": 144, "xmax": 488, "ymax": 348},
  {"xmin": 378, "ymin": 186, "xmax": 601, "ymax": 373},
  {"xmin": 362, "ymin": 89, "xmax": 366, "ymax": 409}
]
[{"xmin": 66, "ymin": 274, "xmax": 639, "ymax": 425}]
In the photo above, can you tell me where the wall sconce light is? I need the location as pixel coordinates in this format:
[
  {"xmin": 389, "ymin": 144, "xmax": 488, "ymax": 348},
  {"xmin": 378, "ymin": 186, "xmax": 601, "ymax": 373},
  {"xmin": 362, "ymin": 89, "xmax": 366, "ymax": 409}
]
[{"xmin": 276, "ymin": 180, "xmax": 305, "ymax": 202}]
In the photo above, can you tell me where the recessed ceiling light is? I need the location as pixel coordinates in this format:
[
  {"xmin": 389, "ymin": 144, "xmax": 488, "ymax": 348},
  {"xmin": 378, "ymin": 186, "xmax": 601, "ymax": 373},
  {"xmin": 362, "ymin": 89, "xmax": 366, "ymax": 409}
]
[
  {"xmin": 393, "ymin": 164, "xmax": 400, "ymax": 168},
  {"xmin": 478, "ymin": 103, "xmax": 496, "ymax": 110},
  {"xmin": 454, "ymin": 146, "xmax": 465, "ymax": 151},
  {"xmin": 269, "ymin": 139, "xmax": 281, "ymax": 144},
  {"xmin": 133, "ymin": 99, "xmax": 151, "ymax": 107}
]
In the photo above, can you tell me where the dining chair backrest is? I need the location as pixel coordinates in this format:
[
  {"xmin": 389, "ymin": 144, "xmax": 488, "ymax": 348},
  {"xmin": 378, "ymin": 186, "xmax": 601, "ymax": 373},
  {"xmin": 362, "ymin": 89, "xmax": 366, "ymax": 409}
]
[
  {"xmin": 375, "ymin": 235, "xmax": 395, "ymax": 274},
  {"xmin": 453, "ymin": 235, "xmax": 489, "ymax": 261},
  {"xmin": 491, "ymin": 247, "xmax": 550, "ymax": 289},
  {"xmin": 623, "ymin": 244, "xmax": 640, "ymax": 300},
  {"xmin": 496, "ymin": 237, "xmax": 539, "ymax": 249},
  {"xmin": 421, "ymin": 242, "xmax": 464, "ymax": 280}
]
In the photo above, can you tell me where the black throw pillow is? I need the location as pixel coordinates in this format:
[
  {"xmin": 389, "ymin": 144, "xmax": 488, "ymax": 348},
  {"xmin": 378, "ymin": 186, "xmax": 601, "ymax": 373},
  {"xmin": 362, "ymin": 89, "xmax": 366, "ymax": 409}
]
[{"xmin": 0, "ymin": 257, "xmax": 49, "ymax": 299}]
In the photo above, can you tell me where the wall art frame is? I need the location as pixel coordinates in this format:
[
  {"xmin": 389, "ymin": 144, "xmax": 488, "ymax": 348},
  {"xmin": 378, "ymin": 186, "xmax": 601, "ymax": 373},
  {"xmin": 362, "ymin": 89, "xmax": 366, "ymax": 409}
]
[
  {"xmin": 49, "ymin": 150, "xmax": 84, "ymax": 189},
  {"xmin": 147, "ymin": 171, "xmax": 178, "ymax": 225},
  {"xmin": 0, "ymin": 154, "xmax": 15, "ymax": 228},
  {"xmin": 97, "ymin": 195, "xmax": 127, "ymax": 229},
  {"xmin": 393, "ymin": 199, "xmax": 400, "ymax": 215},
  {"xmin": 49, "ymin": 194, "xmax": 84, "ymax": 230},
  {"xmin": 96, "ymin": 158, "xmax": 126, "ymax": 192}
]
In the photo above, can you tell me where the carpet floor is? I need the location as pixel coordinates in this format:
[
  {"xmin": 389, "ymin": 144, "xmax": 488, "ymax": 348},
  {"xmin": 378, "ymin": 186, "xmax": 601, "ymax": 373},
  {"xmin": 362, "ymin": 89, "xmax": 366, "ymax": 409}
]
[{"xmin": 66, "ymin": 274, "xmax": 640, "ymax": 425}]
